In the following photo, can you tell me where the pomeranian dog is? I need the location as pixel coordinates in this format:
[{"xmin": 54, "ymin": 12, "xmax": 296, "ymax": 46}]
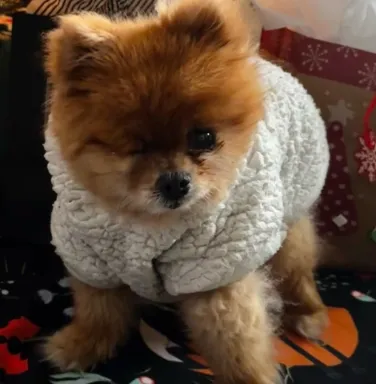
[{"xmin": 43, "ymin": 0, "xmax": 329, "ymax": 383}]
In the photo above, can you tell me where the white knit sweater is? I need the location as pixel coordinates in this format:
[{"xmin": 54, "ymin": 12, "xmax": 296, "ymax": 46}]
[{"xmin": 45, "ymin": 58, "xmax": 329, "ymax": 302}]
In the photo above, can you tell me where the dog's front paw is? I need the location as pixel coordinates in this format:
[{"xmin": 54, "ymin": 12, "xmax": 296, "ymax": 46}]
[
  {"xmin": 214, "ymin": 371, "xmax": 279, "ymax": 384},
  {"xmin": 44, "ymin": 324, "xmax": 117, "ymax": 371},
  {"xmin": 213, "ymin": 361, "xmax": 280, "ymax": 384},
  {"xmin": 290, "ymin": 309, "xmax": 328, "ymax": 340}
]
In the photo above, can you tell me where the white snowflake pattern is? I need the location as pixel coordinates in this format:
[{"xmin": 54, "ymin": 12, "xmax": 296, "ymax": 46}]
[
  {"xmin": 355, "ymin": 137, "xmax": 376, "ymax": 182},
  {"xmin": 327, "ymin": 100, "xmax": 354, "ymax": 125},
  {"xmin": 301, "ymin": 44, "xmax": 328, "ymax": 71},
  {"xmin": 358, "ymin": 62, "xmax": 376, "ymax": 90},
  {"xmin": 336, "ymin": 46, "xmax": 358, "ymax": 58}
]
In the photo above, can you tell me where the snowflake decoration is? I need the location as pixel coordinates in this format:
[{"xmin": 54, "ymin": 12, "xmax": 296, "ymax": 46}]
[
  {"xmin": 327, "ymin": 100, "xmax": 354, "ymax": 125},
  {"xmin": 358, "ymin": 62, "xmax": 376, "ymax": 90},
  {"xmin": 336, "ymin": 46, "xmax": 358, "ymax": 58},
  {"xmin": 355, "ymin": 136, "xmax": 376, "ymax": 182},
  {"xmin": 301, "ymin": 44, "xmax": 328, "ymax": 71}
]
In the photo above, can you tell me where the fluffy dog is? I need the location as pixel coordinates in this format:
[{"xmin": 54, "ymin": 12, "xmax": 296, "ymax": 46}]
[{"xmin": 43, "ymin": 0, "xmax": 329, "ymax": 383}]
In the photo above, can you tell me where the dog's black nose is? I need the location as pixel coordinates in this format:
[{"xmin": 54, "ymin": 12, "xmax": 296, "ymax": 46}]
[{"xmin": 156, "ymin": 172, "xmax": 191, "ymax": 203}]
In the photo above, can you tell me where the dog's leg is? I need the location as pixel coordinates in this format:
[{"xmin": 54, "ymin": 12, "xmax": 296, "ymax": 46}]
[
  {"xmin": 180, "ymin": 272, "xmax": 279, "ymax": 384},
  {"xmin": 270, "ymin": 216, "xmax": 328, "ymax": 339},
  {"xmin": 44, "ymin": 277, "xmax": 136, "ymax": 370}
]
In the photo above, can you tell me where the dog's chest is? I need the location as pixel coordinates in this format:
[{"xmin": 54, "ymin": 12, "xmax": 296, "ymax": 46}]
[{"xmin": 86, "ymin": 220, "xmax": 186, "ymax": 264}]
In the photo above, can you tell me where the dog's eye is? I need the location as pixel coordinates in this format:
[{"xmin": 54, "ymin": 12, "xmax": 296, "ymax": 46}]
[
  {"xmin": 88, "ymin": 137, "xmax": 148, "ymax": 157},
  {"xmin": 129, "ymin": 149, "xmax": 146, "ymax": 156},
  {"xmin": 128, "ymin": 141, "xmax": 149, "ymax": 156},
  {"xmin": 88, "ymin": 137, "xmax": 107, "ymax": 147},
  {"xmin": 187, "ymin": 128, "xmax": 216, "ymax": 152}
]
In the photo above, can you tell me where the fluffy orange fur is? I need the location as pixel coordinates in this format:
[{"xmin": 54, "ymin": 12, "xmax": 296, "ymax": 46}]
[{"xmin": 44, "ymin": 1, "xmax": 327, "ymax": 383}]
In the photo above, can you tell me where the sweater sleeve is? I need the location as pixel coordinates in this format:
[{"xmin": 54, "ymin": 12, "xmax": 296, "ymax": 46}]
[
  {"xmin": 253, "ymin": 58, "xmax": 329, "ymax": 223},
  {"xmin": 279, "ymin": 76, "xmax": 330, "ymax": 223},
  {"xmin": 50, "ymin": 200, "xmax": 122, "ymax": 289}
]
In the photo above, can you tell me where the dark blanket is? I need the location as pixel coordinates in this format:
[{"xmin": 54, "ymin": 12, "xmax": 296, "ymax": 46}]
[{"xmin": 1, "ymin": 244, "xmax": 376, "ymax": 384}]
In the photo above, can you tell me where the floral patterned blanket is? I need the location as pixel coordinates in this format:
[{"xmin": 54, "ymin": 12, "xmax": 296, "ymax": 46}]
[{"xmin": 1, "ymin": 246, "xmax": 376, "ymax": 384}]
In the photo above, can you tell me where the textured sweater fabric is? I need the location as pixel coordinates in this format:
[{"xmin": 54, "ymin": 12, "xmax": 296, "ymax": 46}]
[{"xmin": 45, "ymin": 58, "xmax": 329, "ymax": 302}]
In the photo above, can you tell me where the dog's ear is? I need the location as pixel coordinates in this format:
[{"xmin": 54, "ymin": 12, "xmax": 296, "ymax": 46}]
[
  {"xmin": 158, "ymin": 0, "xmax": 252, "ymax": 53},
  {"xmin": 44, "ymin": 13, "xmax": 115, "ymax": 90}
]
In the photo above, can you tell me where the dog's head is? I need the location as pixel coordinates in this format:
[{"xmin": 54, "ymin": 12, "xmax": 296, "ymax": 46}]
[{"xmin": 45, "ymin": 0, "xmax": 264, "ymax": 221}]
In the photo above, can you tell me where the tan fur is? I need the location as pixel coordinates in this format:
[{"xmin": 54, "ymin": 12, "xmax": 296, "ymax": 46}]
[
  {"xmin": 44, "ymin": 278, "xmax": 137, "ymax": 370},
  {"xmin": 269, "ymin": 216, "xmax": 328, "ymax": 339},
  {"xmin": 180, "ymin": 272, "xmax": 280, "ymax": 384},
  {"xmin": 44, "ymin": 0, "xmax": 327, "ymax": 381}
]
